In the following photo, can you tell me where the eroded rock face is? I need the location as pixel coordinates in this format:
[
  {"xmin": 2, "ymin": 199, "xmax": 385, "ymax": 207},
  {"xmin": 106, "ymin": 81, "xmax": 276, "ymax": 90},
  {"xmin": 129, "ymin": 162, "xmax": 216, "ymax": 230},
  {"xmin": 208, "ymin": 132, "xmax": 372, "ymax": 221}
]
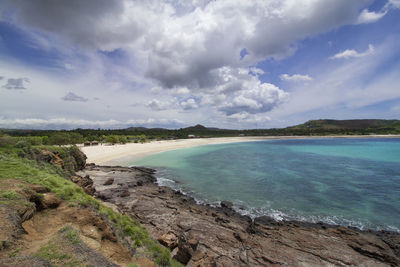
[
  {"xmin": 40, "ymin": 193, "xmax": 62, "ymax": 209},
  {"xmin": 79, "ymin": 165, "xmax": 400, "ymax": 266},
  {"xmin": 71, "ymin": 175, "xmax": 95, "ymax": 195}
]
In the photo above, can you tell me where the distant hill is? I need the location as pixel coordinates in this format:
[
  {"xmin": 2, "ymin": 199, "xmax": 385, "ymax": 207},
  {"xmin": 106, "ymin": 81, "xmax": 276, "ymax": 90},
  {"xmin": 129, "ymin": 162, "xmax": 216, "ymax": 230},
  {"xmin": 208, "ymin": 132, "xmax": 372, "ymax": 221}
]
[
  {"xmin": 3, "ymin": 119, "xmax": 400, "ymax": 142},
  {"xmin": 287, "ymin": 119, "xmax": 400, "ymax": 130},
  {"xmin": 182, "ymin": 124, "xmax": 221, "ymax": 132}
]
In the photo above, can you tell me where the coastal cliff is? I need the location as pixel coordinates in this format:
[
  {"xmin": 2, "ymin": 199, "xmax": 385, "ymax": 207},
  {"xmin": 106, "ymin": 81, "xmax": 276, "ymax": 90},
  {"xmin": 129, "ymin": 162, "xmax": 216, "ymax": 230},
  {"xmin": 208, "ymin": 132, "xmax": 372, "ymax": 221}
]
[
  {"xmin": 1, "ymin": 145, "xmax": 399, "ymax": 266},
  {"xmin": 0, "ymin": 146, "xmax": 181, "ymax": 266},
  {"xmin": 78, "ymin": 165, "xmax": 400, "ymax": 266}
]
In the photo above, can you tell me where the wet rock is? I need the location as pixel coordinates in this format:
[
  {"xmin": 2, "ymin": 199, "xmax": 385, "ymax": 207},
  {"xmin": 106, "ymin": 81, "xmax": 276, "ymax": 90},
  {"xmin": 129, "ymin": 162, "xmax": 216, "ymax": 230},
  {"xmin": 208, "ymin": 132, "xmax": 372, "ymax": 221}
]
[
  {"xmin": 254, "ymin": 215, "xmax": 280, "ymax": 226},
  {"xmin": 80, "ymin": 164, "xmax": 400, "ymax": 266},
  {"xmin": 103, "ymin": 178, "xmax": 114, "ymax": 186},
  {"xmin": 220, "ymin": 201, "xmax": 233, "ymax": 209}
]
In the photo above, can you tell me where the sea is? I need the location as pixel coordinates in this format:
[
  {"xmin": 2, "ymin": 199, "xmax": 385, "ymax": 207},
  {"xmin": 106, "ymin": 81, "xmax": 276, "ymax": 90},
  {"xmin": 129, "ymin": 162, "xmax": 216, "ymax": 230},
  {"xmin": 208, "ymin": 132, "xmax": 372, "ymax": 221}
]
[{"xmin": 131, "ymin": 138, "xmax": 400, "ymax": 232}]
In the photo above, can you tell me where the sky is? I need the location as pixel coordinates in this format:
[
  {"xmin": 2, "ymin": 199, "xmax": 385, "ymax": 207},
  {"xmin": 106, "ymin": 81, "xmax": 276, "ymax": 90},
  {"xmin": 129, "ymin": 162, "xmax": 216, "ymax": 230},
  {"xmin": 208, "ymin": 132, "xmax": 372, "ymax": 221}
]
[{"xmin": 0, "ymin": 0, "xmax": 400, "ymax": 130}]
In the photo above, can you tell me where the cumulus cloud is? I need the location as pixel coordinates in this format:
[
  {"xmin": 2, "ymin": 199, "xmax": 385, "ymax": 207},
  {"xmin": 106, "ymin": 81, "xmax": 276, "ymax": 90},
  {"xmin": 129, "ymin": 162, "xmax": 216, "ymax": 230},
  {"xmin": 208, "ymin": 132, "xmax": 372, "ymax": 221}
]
[
  {"xmin": 356, "ymin": 9, "xmax": 387, "ymax": 24},
  {"xmin": 62, "ymin": 92, "xmax": 88, "ymax": 102},
  {"xmin": 180, "ymin": 98, "xmax": 199, "ymax": 110},
  {"xmin": 212, "ymin": 67, "xmax": 288, "ymax": 115},
  {"xmin": 1, "ymin": 0, "xmax": 389, "ymax": 127},
  {"xmin": 1, "ymin": 0, "xmax": 373, "ymax": 92},
  {"xmin": 146, "ymin": 98, "xmax": 178, "ymax": 111},
  {"xmin": 227, "ymin": 112, "xmax": 271, "ymax": 124},
  {"xmin": 187, "ymin": 66, "xmax": 289, "ymax": 115},
  {"xmin": 330, "ymin": 44, "xmax": 375, "ymax": 60},
  {"xmin": 280, "ymin": 74, "xmax": 312, "ymax": 82}
]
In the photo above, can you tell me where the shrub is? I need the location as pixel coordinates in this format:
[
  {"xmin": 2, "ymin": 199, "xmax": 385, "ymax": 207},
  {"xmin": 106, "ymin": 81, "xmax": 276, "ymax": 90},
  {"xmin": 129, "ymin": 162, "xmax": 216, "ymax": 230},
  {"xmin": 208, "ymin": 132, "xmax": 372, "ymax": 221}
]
[{"xmin": 0, "ymin": 135, "xmax": 16, "ymax": 147}]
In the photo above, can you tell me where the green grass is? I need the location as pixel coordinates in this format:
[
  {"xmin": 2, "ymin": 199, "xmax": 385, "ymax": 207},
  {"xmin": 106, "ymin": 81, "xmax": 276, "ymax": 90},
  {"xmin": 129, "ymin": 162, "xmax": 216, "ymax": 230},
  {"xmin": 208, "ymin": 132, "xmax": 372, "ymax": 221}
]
[
  {"xmin": 35, "ymin": 242, "xmax": 83, "ymax": 267},
  {"xmin": 0, "ymin": 190, "xmax": 21, "ymax": 200},
  {"xmin": 59, "ymin": 225, "xmax": 81, "ymax": 245},
  {"xmin": 0, "ymin": 147, "xmax": 183, "ymax": 267},
  {"xmin": 8, "ymin": 247, "xmax": 21, "ymax": 258}
]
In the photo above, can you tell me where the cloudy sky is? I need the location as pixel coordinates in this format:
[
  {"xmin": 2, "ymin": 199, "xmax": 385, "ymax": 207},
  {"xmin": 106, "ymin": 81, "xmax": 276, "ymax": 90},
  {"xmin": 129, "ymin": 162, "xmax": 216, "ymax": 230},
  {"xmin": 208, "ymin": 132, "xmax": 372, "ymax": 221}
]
[{"xmin": 0, "ymin": 0, "xmax": 400, "ymax": 129}]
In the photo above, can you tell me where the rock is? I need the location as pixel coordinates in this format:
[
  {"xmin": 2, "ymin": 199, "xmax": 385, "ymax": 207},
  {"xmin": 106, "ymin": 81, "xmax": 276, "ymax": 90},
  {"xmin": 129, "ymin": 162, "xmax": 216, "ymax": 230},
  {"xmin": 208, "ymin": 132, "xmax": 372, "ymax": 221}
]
[
  {"xmin": 95, "ymin": 191, "xmax": 113, "ymax": 200},
  {"xmin": 80, "ymin": 164, "xmax": 400, "ymax": 266},
  {"xmin": 233, "ymin": 232, "xmax": 245, "ymax": 242},
  {"xmin": 136, "ymin": 178, "xmax": 144, "ymax": 186},
  {"xmin": 30, "ymin": 185, "xmax": 49, "ymax": 194},
  {"xmin": 103, "ymin": 178, "xmax": 114, "ymax": 186},
  {"xmin": 158, "ymin": 232, "xmax": 178, "ymax": 249},
  {"xmin": 254, "ymin": 215, "xmax": 279, "ymax": 226},
  {"xmin": 40, "ymin": 193, "xmax": 62, "ymax": 209},
  {"xmin": 0, "ymin": 256, "xmax": 52, "ymax": 267},
  {"xmin": 220, "ymin": 201, "xmax": 233, "ymax": 209},
  {"xmin": 20, "ymin": 203, "xmax": 36, "ymax": 222},
  {"xmin": 173, "ymin": 235, "xmax": 196, "ymax": 264},
  {"xmin": 71, "ymin": 175, "xmax": 95, "ymax": 195},
  {"xmin": 119, "ymin": 190, "xmax": 130, "ymax": 198},
  {"xmin": 38, "ymin": 150, "xmax": 64, "ymax": 169}
]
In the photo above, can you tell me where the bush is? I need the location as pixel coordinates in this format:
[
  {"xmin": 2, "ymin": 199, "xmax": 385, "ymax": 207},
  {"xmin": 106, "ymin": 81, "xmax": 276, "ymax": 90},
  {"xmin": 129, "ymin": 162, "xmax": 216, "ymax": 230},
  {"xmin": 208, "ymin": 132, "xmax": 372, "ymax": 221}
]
[
  {"xmin": 15, "ymin": 140, "xmax": 31, "ymax": 149},
  {"xmin": 0, "ymin": 135, "xmax": 16, "ymax": 147}
]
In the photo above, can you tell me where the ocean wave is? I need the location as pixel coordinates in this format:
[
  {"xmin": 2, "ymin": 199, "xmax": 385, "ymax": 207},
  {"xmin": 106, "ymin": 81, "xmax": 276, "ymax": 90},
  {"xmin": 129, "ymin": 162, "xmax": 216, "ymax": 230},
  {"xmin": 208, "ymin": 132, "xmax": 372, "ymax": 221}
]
[{"xmin": 151, "ymin": 168, "xmax": 400, "ymax": 233}]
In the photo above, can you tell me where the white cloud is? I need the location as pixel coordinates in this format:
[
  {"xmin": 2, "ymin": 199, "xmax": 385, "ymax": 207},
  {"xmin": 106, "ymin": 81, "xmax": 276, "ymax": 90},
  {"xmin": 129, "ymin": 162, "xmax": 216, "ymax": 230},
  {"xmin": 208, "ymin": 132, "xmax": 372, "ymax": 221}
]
[
  {"xmin": 215, "ymin": 67, "xmax": 289, "ymax": 115},
  {"xmin": 268, "ymin": 38, "xmax": 400, "ymax": 121},
  {"xmin": 330, "ymin": 44, "xmax": 375, "ymax": 60},
  {"xmin": 146, "ymin": 98, "xmax": 178, "ymax": 111},
  {"xmin": 1, "ymin": 0, "xmax": 395, "ymax": 128},
  {"xmin": 180, "ymin": 98, "xmax": 198, "ymax": 110},
  {"xmin": 0, "ymin": 117, "xmax": 185, "ymax": 130},
  {"xmin": 1, "ymin": 0, "xmax": 373, "ymax": 93},
  {"xmin": 385, "ymin": 0, "xmax": 400, "ymax": 9},
  {"xmin": 280, "ymin": 74, "xmax": 312, "ymax": 82},
  {"xmin": 356, "ymin": 9, "xmax": 387, "ymax": 24},
  {"xmin": 227, "ymin": 112, "xmax": 271, "ymax": 124},
  {"xmin": 62, "ymin": 92, "xmax": 88, "ymax": 102},
  {"xmin": 249, "ymin": 67, "xmax": 265, "ymax": 76}
]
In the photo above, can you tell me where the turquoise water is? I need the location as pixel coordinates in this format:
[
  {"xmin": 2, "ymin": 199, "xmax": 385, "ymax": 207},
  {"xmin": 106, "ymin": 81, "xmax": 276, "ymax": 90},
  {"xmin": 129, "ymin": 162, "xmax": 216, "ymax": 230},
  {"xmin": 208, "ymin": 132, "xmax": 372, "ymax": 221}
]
[{"xmin": 132, "ymin": 138, "xmax": 400, "ymax": 232}]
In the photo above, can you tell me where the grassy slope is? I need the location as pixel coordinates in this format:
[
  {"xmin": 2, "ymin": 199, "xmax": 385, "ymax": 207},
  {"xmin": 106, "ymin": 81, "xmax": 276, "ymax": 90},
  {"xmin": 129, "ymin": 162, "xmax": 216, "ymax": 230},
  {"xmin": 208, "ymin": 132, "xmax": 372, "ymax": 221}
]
[{"xmin": 0, "ymin": 145, "xmax": 182, "ymax": 267}]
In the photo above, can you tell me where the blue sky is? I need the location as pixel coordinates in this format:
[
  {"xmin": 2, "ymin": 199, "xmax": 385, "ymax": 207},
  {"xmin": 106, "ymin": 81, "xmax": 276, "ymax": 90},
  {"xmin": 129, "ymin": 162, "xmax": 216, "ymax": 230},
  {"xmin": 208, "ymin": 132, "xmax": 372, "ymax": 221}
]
[{"xmin": 0, "ymin": 0, "xmax": 400, "ymax": 129}]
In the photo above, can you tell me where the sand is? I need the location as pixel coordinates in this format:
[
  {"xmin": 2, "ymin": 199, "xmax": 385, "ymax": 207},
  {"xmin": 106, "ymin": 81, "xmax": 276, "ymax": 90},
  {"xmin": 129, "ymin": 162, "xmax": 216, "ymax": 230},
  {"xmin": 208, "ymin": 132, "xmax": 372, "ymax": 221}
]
[{"xmin": 81, "ymin": 135, "xmax": 400, "ymax": 165}]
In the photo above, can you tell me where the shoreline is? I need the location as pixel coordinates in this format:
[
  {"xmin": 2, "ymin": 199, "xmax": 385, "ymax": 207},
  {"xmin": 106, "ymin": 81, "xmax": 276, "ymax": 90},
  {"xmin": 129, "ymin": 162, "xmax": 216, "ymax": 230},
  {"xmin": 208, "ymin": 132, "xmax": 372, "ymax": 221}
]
[
  {"xmin": 77, "ymin": 164, "xmax": 400, "ymax": 265},
  {"xmin": 81, "ymin": 134, "xmax": 400, "ymax": 165}
]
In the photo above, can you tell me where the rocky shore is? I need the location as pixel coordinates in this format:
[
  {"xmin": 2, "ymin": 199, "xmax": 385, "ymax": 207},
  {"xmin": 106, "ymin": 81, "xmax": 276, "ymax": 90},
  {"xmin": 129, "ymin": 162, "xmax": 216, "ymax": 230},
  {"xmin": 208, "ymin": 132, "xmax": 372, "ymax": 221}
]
[{"xmin": 77, "ymin": 164, "xmax": 400, "ymax": 266}]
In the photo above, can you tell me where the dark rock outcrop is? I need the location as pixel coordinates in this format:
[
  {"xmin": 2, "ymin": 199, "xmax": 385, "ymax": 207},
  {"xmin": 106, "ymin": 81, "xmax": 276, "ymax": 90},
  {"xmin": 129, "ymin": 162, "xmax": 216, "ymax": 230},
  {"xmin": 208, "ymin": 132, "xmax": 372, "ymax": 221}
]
[
  {"xmin": 103, "ymin": 178, "xmax": 114, "ymax": 186},
  {"xmin": 78, "ymin": 165, "xmax": 400, "ymax": 266}
]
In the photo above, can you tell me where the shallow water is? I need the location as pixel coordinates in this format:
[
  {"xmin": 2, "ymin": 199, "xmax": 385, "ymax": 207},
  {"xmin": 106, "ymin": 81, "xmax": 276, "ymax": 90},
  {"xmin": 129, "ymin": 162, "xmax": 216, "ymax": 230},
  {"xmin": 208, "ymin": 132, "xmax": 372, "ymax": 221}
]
[{"xmin": 132, "ymin": 138, "xmax": 400, "ymax": 232}]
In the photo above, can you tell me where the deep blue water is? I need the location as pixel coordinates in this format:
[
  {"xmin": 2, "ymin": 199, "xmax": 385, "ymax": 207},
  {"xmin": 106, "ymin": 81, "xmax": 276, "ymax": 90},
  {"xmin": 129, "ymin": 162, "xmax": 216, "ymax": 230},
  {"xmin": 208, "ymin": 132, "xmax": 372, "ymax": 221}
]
[{"xmin": 132, "ymin": 138, "xmax": 400, "ymax": 232}]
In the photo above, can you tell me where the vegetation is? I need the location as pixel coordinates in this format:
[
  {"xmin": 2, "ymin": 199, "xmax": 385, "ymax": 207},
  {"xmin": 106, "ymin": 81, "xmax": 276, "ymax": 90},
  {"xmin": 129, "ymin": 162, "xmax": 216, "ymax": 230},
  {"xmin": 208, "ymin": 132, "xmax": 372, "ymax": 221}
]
[
  {"xmin": 35, "ymin": 241, "xmax": 83, "ymax": 267},
  {"xmin": 1, "ymin": 119, "xmax": 399, "ymax": 146},
  {"xmin": 59, "ymin": 225, "xmax": 81, "ymax": 245},
  {"xmin": 0, "ymin": 144, "xmax": 182, "ymax": 266}
]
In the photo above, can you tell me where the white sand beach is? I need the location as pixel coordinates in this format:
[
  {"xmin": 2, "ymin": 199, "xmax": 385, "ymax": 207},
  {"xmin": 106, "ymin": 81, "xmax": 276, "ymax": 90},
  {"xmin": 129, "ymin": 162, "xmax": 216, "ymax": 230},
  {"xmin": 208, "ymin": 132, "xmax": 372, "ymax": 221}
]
[
  {"xmin": 81, "ymin": 136, "xmax": 270, "ymax": 165},
  {"xmin": 80, "ymin": 135, "xmax": 400, "ymax": 166}
]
